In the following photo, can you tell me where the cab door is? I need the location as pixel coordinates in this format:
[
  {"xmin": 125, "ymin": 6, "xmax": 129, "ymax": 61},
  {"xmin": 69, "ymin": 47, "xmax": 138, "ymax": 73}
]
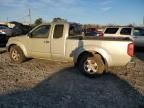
[{"xmin": 28, "ymin": 25, "xmax": 51, "ymax": 58}]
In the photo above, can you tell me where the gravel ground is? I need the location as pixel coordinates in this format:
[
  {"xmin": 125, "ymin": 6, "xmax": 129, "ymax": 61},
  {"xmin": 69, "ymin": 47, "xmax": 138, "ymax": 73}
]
[{"xmin": 0, "ymin": 48, "xmax": 144, "ymax": 108}]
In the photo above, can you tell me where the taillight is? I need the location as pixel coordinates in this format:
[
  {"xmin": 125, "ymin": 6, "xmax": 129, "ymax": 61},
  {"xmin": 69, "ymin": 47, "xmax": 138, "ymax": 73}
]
[
  {"xmin": 3, "ymin": 30, "xmax": 6, "ymax": 32},
  {"xmin": 99, "ymin": 33, "xmax": 104, "ymax": 37},
  {"xmin": 97, "ymin": 32, "xmax": 104, "ymax": 38},
  {"xmin": 127, "ymin": 43, "xmax": 134, "ymax": 57}
]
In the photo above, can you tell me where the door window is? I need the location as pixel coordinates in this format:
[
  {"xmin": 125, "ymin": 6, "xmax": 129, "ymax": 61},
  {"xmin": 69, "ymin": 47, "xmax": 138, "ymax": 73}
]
[
  {"xmin": 31, "ymin": 25, "xmax": 51, "ymax": 38},
  {"xmin": 53, "ymin": 25, "xmax": 64, "ymax": 38}
]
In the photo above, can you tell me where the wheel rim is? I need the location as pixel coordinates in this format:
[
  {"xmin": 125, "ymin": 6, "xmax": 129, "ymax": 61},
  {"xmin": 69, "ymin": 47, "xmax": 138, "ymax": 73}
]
[
  {"xmin": 11, "ymin": 49, "xmax": 20, "ymax": 61},
  {"xmin": 84, "ymin": 58, "xmax": 98, "ymax": 74}
]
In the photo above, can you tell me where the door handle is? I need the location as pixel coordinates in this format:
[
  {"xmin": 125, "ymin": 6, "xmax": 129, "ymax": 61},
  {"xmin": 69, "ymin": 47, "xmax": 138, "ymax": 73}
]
[{"xmin": 44, "ymin": 41, "xmax": 49, "ymax": 43}]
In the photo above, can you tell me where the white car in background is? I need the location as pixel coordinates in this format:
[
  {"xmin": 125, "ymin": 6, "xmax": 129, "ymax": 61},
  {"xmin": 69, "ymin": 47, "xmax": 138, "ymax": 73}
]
[{"xmin": 103, "ymin": 26, "xmax": 144, "ymax": 47}]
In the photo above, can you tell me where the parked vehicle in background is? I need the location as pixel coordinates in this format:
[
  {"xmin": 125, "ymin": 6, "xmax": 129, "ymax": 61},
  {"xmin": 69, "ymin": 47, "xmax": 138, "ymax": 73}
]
[
  {"xmin": 12, "ymin": 25, "xmax": 23, "ymax": 36},
  {"xmin": 7, "ymin": 21, "xmax": 134, "ymax": 77},
  {"xmin": 8, "ymin": 21, "xmax": 33, "ymax": 36},
  {"xmin": 103, "ymin": 26, "xmax": 144, "ymax": 47},
  {"xmin": 12, "ymin": 25, "xmax": 32, "ymax": 36},
  {"xmin": 96, "ymin": 31, "xmax": 104, "ymax": 37},
  {"xmin": 0, "ymin": 24, "xmax": 8, "ymax": 27},
  {"xmin": 0, "ymin": 25, "xmax": 13, "ymax": 36},
  {"xmin": 84, "ymin": 28, "xmax": 104, "ymax": 37},
  {"xmin": 22, "ymin": 25, "xmax": 33, "ymax": 34},
  {"xmin": 0, "ymin": 34, "xmax": 8, "ymax": 47}
]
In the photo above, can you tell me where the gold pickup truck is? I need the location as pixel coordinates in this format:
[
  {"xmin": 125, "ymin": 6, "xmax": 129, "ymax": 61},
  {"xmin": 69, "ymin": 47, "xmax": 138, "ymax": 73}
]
[{"xmin": 6, "ymin": 21, "xmax": 134, "ymax": 77}]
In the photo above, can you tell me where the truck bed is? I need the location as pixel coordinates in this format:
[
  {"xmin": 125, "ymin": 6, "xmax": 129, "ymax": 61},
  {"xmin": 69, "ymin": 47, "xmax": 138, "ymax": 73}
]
[{"xmin": 66, "ymin": 36, "xmax": 133, "ymax": 67}]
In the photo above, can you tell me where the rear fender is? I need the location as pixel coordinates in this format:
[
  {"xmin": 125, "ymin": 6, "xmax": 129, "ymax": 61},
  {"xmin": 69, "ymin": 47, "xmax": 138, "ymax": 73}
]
[{"xmin": 73, "ymin": 45, "xmax": 112, "ymax": 67}]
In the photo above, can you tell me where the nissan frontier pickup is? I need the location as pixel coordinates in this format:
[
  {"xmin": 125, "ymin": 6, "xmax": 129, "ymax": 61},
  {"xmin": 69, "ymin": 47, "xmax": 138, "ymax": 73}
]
[{"xmin": 6, "ymin": 21, "xmax": 134, "ymax": 76}]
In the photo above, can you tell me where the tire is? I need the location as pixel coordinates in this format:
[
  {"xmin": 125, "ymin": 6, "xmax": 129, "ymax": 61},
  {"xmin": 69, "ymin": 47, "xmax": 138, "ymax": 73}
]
[
  {"xmin": 78, "ymin": 53, "xmax": 105, "ymax": 77},
  {"xmin": 9, "ymin": 45, "xmax": 27, "ymax": 63}
]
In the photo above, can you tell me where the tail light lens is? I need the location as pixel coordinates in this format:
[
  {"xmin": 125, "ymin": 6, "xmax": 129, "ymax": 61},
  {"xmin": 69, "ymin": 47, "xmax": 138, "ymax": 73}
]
[
  {"xmin": 99, "ymin": 33, "xmax": 104, "ymax": 37},
  {"xmin": 1, "ymin": 29, "xmax": 6, "ymax": 33},
  {"xmin": 127, "ymin": 43, "xmax": 134, "ymax": 57},
  {"xmin": 97, "ymin": 32, "xmax": 104, "ymax": 38},
  {"xmin": 3, "ymin": 30, "xmax": 6, "ymax": 32}
]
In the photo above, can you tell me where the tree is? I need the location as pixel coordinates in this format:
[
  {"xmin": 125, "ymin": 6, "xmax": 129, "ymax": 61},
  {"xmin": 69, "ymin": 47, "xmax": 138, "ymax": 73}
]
[
  {"xmin": 34, "ymin": 18, "xmax": 43, "ymax": 26},
  {"xmin": 127, "ymin": 24, "xmax": 134, "ymax": 27},
  {"xmin": 52, "ymin": 17, "xmax": 67, "ymax": 22}
]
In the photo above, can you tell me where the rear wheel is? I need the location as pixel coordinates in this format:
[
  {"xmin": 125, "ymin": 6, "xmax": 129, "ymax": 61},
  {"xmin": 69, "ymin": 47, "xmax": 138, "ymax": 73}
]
[
  {"xmin": 78, "ymin": 53, "xmax": 105, "ymax": 77},
  {"xmin": 10, "ymin": 45, "xmax": 27, "ymax": 63}
]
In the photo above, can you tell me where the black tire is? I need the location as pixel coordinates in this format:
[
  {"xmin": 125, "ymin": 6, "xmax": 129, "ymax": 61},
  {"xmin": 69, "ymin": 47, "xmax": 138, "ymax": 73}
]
[
  {"xmin": 9, "ymin": 45, "xmax": 27, "ymax": 63},
  {"xmin": 78, "ymin": 53, "xmax": 105, "ymax": 77}
]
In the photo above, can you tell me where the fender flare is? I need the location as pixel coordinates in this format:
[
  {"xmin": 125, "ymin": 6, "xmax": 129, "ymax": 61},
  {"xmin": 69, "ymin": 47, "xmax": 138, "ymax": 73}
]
[
  {"xmin": 73, "ymin": 45, "xmax": 111, "ymax": 69},
  {"xmin": 7, "ymin": 42, "xmax": 29, "ymax": 57}
]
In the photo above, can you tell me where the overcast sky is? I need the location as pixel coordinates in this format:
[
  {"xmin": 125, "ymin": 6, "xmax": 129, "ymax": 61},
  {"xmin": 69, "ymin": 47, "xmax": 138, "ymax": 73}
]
[{"xmin": 0, "ymin": 0, "xmax": 144, "ymax": 25}]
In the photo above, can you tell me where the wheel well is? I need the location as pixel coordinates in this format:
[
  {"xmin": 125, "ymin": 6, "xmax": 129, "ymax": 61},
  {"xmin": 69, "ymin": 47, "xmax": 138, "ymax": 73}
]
[
  {"xmin": 8, "ymin": 44, "xmax": 17, "ymax": 51},
  {"xmin": 77, "ymin": 51, "xmax": 92, "ymax": 63},
  {"xmin": 77, "ymin": 51, "xmax": 108, "ymax": 70},
  {"xmin": 8, "ymin": 44, "xmax": 29, "ymax": 59}
]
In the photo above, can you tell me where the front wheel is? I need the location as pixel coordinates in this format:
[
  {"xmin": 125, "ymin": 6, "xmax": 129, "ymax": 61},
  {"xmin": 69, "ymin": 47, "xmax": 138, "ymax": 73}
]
[
  {"xmin": 10, "ymin": 45, "xmax": 27, "ymax": 63},
  {"xmin": 78, "ymin": 53, "xmax": 105, "ymax": 77}
]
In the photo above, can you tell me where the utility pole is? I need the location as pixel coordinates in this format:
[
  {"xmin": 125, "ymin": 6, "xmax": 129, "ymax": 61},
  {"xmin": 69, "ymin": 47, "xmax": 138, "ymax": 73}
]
[
  {"xmin": 7, "ymin": 17, "xmax": 9, "ymax": 23},
  {"xmin": 143, "ymin": 16, "xmax": 144, "ymax": 26},
  {"xmin": 28, "ymin": 8, "xmax": 32, "ymax": 25}
]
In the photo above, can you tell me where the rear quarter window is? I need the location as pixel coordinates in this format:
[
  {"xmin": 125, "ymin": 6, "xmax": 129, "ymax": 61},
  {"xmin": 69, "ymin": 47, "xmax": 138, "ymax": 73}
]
[
  {"xmin": 120, "ymin": 28, "xmax": 131, "ymax": 35},
  {"xmin": 53, "ymin": 24, "xmax": 64, "ymax": 38},
  {"xmin": 104, "ymin": 28, "xmax": 119, "ymax": 34},
  {"xmin": 69, "ymin": 24, "xmax": 82, "ymax": 36}
]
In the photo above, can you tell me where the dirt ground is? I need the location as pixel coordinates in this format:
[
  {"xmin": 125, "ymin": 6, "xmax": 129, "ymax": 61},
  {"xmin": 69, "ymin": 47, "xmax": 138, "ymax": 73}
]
[{"xmin": 0, "ymin": 48, "xmax": 144, "ymax": 108}]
